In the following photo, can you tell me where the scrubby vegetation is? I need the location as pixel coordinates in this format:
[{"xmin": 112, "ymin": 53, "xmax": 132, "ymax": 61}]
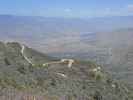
[{"xmin": 0, "ymin": 41, "xmax": 132, "ymax": 100}]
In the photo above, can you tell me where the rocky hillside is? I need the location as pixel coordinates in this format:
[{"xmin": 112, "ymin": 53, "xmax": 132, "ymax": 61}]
[{"xmin": 0, "ymin": 41, "xmax": 132, "ymax": 100}]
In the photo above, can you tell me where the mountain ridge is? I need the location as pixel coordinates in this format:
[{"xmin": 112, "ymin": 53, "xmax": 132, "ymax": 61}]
[{"xmin": 0, "ymin": 41, "xmax": 132, "ymax": 100}]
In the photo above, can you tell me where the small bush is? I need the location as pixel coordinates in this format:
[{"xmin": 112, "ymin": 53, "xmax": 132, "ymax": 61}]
[
  {"xmin": 4, "ymin": 58, "xmax": 11, "ymax": 65},
  {"xmin": 17, "ymin": 66, "xmax": 27, "ymax": 74}
]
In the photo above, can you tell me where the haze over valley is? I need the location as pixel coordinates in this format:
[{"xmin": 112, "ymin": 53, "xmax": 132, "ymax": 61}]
[{"xmin": 0, "ymin": 15, "xmax": 133, "ymax": 85}]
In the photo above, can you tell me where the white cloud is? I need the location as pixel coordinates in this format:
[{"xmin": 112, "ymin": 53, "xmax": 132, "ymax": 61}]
[
  {"xmin": 96, "ymin": 8, "xmax": 118, "ymax": 17},
  {"xmin": 104, "ymin": 8, "xmax": 112, "ymax": 15},
  {"xmin": 100, "ymin": 5, "xmax": 133, "ymax": 17},
  {"xmin": 127, "ymin": 4, "xmax": 133, "ymax": 11},
  {"xmin": 64, "ymin": 8, "xmax": 72, "ymax": 12}
]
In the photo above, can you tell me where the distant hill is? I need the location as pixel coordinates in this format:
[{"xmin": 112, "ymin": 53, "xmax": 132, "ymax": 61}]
[
  {"xmin": 0, "ymin": 41, "xmax": 132, "ymax": 100},
  {"xmin": 0, "ymin": 15, "xmax": 133, "ymax": 40}
]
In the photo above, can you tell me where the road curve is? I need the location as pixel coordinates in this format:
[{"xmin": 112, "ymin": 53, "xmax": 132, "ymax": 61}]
[
  {"xmin": 20, "ymin": 44, "xmax": 75, "ymax": 68},
  {"xmin": 20, "ymin": 44, "xmax": 33, "ymax": 65}
]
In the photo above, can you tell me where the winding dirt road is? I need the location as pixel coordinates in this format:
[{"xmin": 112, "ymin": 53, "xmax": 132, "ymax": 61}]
[
  {"xmin": 21, "ymin": 44, "xmax": 33, "ymax": 65},
  {"xmin": 20, "ymin": 44, "xmax": 74, "ymax": 68}
]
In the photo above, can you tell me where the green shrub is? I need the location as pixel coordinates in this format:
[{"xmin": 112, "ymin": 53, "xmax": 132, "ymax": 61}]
[{"xmin": 4, "ymin": 58, "xmax": 11, "ymax": 65}]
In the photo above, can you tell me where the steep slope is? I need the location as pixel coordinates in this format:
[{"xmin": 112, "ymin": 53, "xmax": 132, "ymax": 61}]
[{"xmin": 0, "ymin": 41, "xmax": 132, "ymax": 100}]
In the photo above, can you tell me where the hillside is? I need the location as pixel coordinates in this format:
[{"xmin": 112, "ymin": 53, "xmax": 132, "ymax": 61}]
[{"xmin": 0, "ymin": 41, "xmax": 132, "ymax": 100}]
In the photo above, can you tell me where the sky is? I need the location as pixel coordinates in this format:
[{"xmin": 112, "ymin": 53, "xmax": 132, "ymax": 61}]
[{"xmin": 0, "ymin": 0, "xmax": 133, "ymax": 18}]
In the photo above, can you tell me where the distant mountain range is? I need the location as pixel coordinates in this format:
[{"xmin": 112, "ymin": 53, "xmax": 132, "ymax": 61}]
[{"xmin": 0, "ymin": 15, "xmax": 133, "ymax": 36}]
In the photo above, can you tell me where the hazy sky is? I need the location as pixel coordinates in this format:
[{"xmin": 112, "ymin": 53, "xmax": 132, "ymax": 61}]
[{"xmin": 0, "ymin": 0, "xmax": 133, "ymax": 18}]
